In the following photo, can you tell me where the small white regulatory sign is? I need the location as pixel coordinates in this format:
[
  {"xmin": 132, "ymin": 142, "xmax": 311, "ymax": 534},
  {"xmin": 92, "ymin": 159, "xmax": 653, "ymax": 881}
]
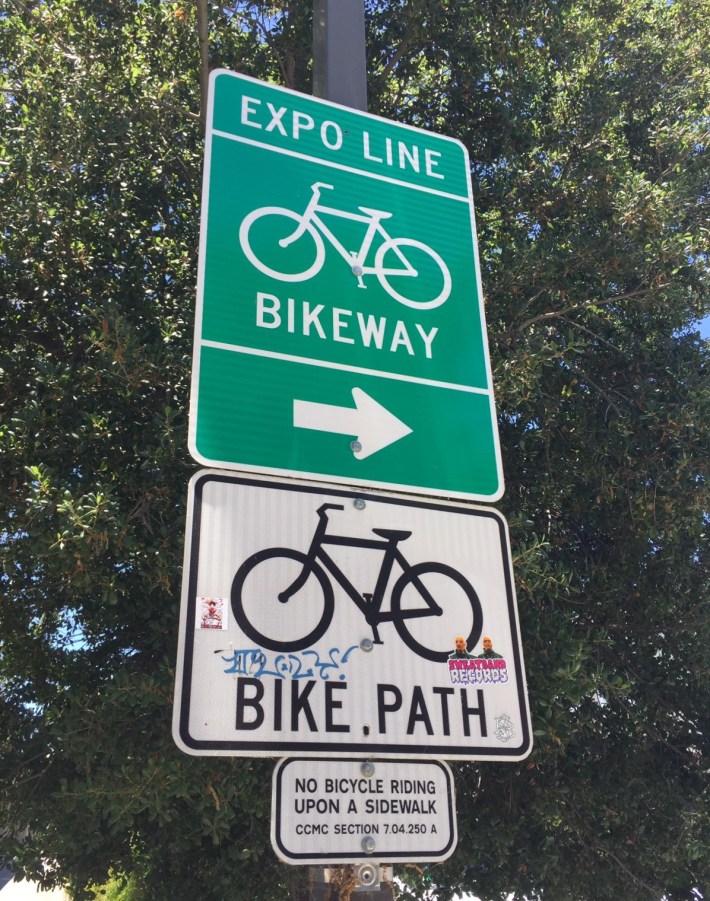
[{"xmin": 271, "ymin": 757, "xmax": 456, "ymax": 864}]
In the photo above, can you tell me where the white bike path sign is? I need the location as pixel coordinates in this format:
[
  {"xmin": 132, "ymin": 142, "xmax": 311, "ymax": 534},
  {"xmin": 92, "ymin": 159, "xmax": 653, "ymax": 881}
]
[
  {"xmin": 172, "ymin": 471, "xmax": 532, "ymax": 760},
  {"xmin": 189, "ymin": 69, "xmax": 504, "ymax": 502}
]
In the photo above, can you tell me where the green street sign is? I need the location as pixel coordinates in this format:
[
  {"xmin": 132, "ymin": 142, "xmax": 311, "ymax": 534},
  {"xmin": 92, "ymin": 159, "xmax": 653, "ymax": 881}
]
[{"xmin": 190, "ymin": 70, "xmax": 504, "ymax": 502}]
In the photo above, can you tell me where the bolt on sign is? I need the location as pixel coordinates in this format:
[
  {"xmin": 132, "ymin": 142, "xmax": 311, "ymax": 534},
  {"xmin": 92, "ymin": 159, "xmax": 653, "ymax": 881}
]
[
  {"xmin": 271, "ymin": 758, "xmax": 457, "ymax": 864},
  {"xmin": 172, "ymin": 471, "xmax": 532, "ymax": 760},
  {"xmin": 189, "ymin": 69, "xmax": 504, "ymax": 502}
]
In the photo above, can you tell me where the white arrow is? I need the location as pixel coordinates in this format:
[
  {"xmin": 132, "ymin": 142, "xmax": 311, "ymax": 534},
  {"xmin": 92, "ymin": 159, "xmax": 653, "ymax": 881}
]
[{"xmin": 293, "ymin": 388, "xmax": 413, "ymax": 460}]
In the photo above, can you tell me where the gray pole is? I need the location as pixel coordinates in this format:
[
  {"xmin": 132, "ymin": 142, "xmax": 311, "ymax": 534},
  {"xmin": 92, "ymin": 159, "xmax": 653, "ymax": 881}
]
[
  {"xmin": 312, "ymin": 0, "xmax": 368, "ymax": 111},
  {"xmin": 298, "ymin": 9, "xmax": 368, "ymax": 900}
]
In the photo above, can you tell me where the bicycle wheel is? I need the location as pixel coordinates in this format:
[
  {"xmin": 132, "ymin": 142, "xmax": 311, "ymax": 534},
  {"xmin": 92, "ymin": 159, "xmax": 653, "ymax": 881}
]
[
  {"xmin": 231, "ymin": 548, "xmax": 334, "ymax": 652},
  {"xmin": 374, "ymin": 237, "xmax": 452, "ymax": 310},
  {"xmin": 239, "ymin": 207, "xmax": 325, "ymax": 282},
  {"xmin": 391, "ymin": 562, "xmax": 483, "ymax": 662}
]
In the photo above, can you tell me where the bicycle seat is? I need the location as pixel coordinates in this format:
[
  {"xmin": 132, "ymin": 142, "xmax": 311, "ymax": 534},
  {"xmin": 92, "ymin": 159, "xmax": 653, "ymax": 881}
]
[
  {"xmin": 372, "ymin": 528, "xmax": 412, "ymax": 542},
  {"xmin": 358, "ymin": 207, "xmax": 393, "ymax": 219}
]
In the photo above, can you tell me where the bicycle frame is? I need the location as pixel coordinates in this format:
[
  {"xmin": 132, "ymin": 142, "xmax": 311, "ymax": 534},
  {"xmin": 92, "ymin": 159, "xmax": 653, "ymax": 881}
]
[
  {"xmin": 282, "ymin": 504, "xmax": 442, "ymax": 643},
  {"xmin": 281, "ymin": 182, "xmax": 416, "ymax": 284}
]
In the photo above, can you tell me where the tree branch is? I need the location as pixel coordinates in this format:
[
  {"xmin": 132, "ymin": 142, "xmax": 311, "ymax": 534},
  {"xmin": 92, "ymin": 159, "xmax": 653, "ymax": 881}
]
[{"xmin": 513, "ymin": 284, "xmax": 667, "ymax": 335}]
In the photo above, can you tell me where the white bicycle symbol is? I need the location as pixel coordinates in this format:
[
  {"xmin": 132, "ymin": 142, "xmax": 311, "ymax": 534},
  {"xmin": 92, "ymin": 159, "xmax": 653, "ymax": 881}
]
[{"xmin": 239, "ymin": 182, "xmax": 452, "ymax": 310}]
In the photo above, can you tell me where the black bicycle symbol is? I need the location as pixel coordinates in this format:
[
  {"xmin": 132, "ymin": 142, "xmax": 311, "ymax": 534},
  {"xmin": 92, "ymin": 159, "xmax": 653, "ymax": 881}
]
[{"xmin": 231, "ymin": 504, "xmax": 483, "ymax": 663}]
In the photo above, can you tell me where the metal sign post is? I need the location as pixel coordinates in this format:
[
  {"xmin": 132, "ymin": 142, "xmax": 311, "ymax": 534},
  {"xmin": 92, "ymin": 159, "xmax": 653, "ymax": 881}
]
[
  {"xmin": 175, "ymin": 6, "xmax": 532, "ymax": 884},
  {"xmin": 313, "ymin": 0, "xmax": 367, "ymax": 112}
]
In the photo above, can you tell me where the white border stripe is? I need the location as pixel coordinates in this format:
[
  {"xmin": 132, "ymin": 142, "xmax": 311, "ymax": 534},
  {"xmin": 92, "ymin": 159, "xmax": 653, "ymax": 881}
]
[
  {"xmin": 201, "ymin": 339, "xmax": 491, "ymax": 395},
  {"xmin": 212, "ymin": 129, "xmax": 470, "ymax": 203}
]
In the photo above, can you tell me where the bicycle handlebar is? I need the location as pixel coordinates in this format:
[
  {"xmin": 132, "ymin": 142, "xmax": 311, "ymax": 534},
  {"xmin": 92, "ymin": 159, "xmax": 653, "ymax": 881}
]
[{"xmin": 316, "ymin": 503, "xmax": 345, "ymax": 519}]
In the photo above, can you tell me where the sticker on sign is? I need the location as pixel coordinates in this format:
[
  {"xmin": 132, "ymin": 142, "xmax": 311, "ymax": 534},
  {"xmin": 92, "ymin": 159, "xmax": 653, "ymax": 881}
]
[
  {"xmin": 271, "ymin": 757, "xmax": 457, "ymax": 864},
  {"xmin": 172, "ymin": 471, "xmax": 532, "ymax": 760}
]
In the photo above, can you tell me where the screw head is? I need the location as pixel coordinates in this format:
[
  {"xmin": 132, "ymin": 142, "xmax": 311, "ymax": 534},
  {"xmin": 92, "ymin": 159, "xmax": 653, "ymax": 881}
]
[
  {"xmin": 351, "ymin": 265, "xmax": 363, "ymax": 277},
  {"xmin": 353, "ymin": 497, "xmax": 366, "ymax": 510},
  {"xmin": 350, "ymin": 440, "xmax": 362, "ymax": 453},
  {"xmin": 360, "ymin": 638, "xmax": 374, "ymax": 652},
  {"xmin": 360, "ymin": 761, "xmax": 375, "ymax": 778},
  {"xmin": 361, "ymin": 835, "xmax": 376, "ymax": 854}
]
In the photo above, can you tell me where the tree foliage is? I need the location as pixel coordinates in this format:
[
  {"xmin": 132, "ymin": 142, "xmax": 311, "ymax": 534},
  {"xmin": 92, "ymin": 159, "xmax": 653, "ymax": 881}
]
[{"xmin": 1, "ymin": 1, "xmax": 708, "ymax": 899}]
